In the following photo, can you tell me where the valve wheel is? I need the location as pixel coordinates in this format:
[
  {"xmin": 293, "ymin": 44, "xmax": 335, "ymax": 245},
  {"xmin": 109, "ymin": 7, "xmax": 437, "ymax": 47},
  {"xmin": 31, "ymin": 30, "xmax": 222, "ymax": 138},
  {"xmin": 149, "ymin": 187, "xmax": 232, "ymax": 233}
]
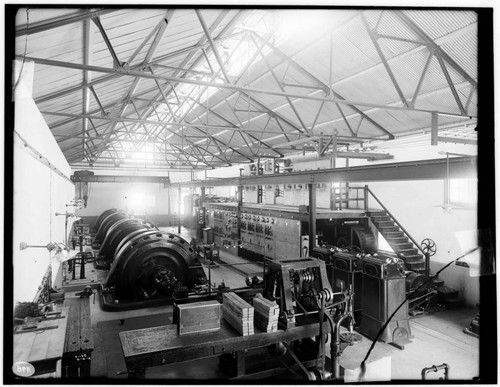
[{"xmin": 421, "ymin": 238, "xmax": 437, "ymax": 256}]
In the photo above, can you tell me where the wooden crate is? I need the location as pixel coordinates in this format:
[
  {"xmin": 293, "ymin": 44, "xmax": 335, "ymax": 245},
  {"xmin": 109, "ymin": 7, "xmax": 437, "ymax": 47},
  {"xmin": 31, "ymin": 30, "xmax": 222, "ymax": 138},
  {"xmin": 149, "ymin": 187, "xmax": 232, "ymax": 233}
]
[{"xmin": 177, "ymin": 300, "xmax": 221, "ymax": 335}]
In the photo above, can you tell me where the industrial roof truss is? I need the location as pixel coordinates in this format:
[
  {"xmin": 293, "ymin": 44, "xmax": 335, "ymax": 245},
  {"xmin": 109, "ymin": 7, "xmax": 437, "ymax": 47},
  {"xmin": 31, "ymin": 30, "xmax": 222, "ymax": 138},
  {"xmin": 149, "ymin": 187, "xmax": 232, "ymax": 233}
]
[{"xmin": 14, "ymin": 8, "xmax": 478, "ymax": 170}]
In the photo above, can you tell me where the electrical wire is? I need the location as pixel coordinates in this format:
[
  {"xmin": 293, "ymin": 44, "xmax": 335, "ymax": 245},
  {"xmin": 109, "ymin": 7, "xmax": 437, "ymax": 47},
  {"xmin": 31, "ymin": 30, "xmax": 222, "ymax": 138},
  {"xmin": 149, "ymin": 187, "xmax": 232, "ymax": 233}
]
[
  {"xmin": 358, "ymin": 246, "xmax": 480, "ymax": 381},
  {"xmin": 13, "ymin": 8, "xmax": 30, "ymax": 94}
]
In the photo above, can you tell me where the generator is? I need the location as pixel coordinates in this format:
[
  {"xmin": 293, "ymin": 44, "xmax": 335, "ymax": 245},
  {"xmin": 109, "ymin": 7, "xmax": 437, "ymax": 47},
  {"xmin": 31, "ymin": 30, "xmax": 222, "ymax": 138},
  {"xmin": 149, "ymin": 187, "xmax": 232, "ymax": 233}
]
[{"xmin": 358, "ymin": 253, "xmax": 412, "ymax": 349}]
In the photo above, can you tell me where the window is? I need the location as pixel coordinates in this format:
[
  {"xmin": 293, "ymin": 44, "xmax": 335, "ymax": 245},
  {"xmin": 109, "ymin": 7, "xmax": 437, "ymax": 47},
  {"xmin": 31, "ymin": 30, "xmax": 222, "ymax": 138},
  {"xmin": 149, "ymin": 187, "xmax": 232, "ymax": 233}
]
[
  {"xmin": 449, "ymin": 179, "xmax": 477, "ymax": 205},
  {"xmin": 128, "ymin": 192, "xmax": 156, "ymax": 215}
]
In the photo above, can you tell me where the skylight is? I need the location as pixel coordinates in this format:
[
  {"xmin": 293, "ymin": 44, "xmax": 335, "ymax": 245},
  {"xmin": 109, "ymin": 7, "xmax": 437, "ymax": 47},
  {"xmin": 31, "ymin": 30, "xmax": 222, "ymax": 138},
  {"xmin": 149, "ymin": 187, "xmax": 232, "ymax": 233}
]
[{"xmin": 120, "ymin": 141, "xmax": 155, "ymax": 164}]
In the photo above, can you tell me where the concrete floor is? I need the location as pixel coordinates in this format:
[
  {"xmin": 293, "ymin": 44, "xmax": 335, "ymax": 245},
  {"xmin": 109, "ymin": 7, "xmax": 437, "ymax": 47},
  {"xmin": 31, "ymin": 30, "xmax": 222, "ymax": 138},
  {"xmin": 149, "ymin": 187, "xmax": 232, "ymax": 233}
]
[
  {"xmin": 86, "ymin": 297, "xmax": 479, "ymax": 381},
  {"xmin": 63, "ymin": 226, "xmax": 480, "ymax": 382}
]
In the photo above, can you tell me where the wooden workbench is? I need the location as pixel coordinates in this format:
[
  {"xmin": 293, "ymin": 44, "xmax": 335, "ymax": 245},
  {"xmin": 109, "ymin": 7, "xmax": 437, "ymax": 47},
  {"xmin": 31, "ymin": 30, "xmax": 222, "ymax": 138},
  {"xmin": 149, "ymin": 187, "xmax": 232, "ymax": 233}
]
[
  {"xmin": 13, "ymin": 307, "xmax": 69, "ymax": 377},
  {"xmin": 62, "ymin": 296, "xmax": 94, "ymax": 377},
  {"xmin": 120, "ymin": 319, "xmax": 331, "ymax": 379}
]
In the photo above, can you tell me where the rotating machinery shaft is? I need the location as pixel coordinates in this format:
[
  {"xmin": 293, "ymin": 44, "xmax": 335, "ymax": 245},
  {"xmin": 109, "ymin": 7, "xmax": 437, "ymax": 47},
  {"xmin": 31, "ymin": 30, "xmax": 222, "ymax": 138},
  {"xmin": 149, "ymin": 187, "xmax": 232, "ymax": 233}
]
[{"xmin": 104, "ymin": 231, "xmax": 206, "ymax": 300}]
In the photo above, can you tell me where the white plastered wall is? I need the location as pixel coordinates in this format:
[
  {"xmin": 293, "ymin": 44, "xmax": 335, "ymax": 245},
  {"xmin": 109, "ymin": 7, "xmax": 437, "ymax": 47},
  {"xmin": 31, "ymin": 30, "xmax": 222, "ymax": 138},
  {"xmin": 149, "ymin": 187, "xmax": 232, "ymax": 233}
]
[{"xmin": 13, "ymin": 60, "xmax": 74, "ymax": 304}]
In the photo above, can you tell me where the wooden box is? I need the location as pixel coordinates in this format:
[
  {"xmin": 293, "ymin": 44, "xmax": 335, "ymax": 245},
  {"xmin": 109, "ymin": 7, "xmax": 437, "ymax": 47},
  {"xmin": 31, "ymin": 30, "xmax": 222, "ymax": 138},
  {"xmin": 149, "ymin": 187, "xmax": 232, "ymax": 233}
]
[{"xmin": 176, "ymin": 300, "xmax": 221, "ymax": 335}]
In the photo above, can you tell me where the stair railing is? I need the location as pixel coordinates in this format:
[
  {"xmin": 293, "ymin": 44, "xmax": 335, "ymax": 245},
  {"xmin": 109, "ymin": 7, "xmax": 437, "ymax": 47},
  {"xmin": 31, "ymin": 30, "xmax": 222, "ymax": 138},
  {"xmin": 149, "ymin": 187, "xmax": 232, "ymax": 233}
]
[{"xmin": 364, "ymin": 185, "xmax": 430, "ymax": 277}]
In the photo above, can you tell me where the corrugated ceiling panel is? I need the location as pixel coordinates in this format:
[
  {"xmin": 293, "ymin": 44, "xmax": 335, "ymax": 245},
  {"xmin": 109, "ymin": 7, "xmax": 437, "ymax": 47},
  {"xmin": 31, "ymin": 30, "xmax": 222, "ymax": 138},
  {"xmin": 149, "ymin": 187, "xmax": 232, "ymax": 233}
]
[
  {"xmin": 415, "ymin": 85, "xmax": 466, "ymax": 115},
  {"xmin": 91, "ymin": 77, "xmax": 136, "ymax": 108},
  {"xmin": 209, "ymin": 99, "xmax": 237, "ymax": 123},
  {"xmin": 315, "ymin": 102, "xmax": 346, "ymax": 128},
  {"xmin": 440, "ymin": 30, "xmax": 477, "ymax": 80},
  {"xmin": 100, "ymin": 10, "xmax": 169, "ymax": 66},
  {"xmin": 343, "ymin": 13, "xmax": 383, "ymax": 67},
  {"xmin": 151, "ymin": 10, "xmax": 206, "ymax": 60},
  {"xmin": 131, "ymin": 77, "xmax": 165, "ymax": 101},
  {"xmin": 32, "ymin": 66, "xmax": 83, "ymax": 100},
  {"xmin": 37, "ymin": 90, "xmax": 83, "ymax": 116},
  {"xmin": 16, "ymin": 8, "xmax": 79, "ymax": 26},
  {"xmin": 375, "ymin": 11, "xmax": 421, "ymax": 42},
  {"xmin": 384, "ymin": 48, "xmax": 432, "ymax": 100},
  {"xmin": 334, "ymin": 68, "xmax": 402, "ymax": 106},
  {"xmin": 290, "ymin": 19, "xmax": 382, "ymax": 86},
  {"xmin": 13, "ymin": 8, "xmax": 481, "ymax": 170},
  {"xmin": 284, "ymin": 98, "xmax": 332, "ymax": 129},
  {"xmin": 245, "ymin": 77, "xmax": 289, "ymax": 109},
  {"xmin": 19, "ymin": 20, "xmax": 84, "ymax": 58},
  {"xmin": 404, "ymin": 10, "xmax": 477, "ymax": 41}
]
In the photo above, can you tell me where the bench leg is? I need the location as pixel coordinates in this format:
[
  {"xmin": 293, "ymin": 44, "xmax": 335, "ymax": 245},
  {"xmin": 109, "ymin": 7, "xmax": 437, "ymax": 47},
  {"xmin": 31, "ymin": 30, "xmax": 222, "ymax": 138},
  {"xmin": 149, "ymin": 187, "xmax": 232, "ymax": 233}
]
[{"xmin": 236, "ymin": 350, "xmax": 246, "ymax": 377}]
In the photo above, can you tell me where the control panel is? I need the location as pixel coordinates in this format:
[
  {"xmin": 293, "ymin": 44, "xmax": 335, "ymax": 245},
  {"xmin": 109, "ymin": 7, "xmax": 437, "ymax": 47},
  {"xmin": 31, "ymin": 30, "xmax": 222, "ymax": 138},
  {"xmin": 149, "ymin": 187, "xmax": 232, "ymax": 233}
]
[
  {"xmin": 204, "ymin": 203, "xmax": 239, "ymax": 251},
  {"xmin": 239, "ymin": 210, "xmax": 301, "ymax": 261}
]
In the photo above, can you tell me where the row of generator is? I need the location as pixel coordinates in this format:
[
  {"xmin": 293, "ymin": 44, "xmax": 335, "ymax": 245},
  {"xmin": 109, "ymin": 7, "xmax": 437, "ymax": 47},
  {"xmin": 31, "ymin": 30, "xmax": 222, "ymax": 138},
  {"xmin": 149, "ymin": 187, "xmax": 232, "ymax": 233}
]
[{"xmin": 91, "ymin": 209, "xmax": 206, "ymax": 309}]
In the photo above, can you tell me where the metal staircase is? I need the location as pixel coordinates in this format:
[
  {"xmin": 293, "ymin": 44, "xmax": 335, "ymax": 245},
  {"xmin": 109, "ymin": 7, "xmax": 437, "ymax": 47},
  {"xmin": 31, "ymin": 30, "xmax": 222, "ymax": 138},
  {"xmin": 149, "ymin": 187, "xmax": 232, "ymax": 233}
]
[
  {"xmin": 355, "ymin": 186, "xmax": 465, "ymax": 309},
  {"xmin": 368, "ymin": 210, "xmax": 426, "ymax": 273}
]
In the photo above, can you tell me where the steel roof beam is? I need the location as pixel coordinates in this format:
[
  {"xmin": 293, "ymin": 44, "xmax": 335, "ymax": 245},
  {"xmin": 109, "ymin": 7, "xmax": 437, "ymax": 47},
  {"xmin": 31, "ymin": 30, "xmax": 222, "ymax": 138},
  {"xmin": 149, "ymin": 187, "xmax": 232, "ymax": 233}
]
[
  {"xmin": 34, "ymin": 41, "xmax": 211, "ymax": 105},
  {"xmin": 195, "ymin": 9, "xmax": 231, "ymax": 83},
  {"xmin": 196, "ymin": 33, "xmax": 305, "ymax": 139},
  {"xmin": 23, "ymin": 55, "xmax": 474, "ymax": 119},
  {"xmin": 167, "ymin": 156, "xmax": 476, "ymax": 187},
  {"xmin": 126, "ymin": 18, "xmax": 163, "ymax": 65},
  {"xmin": 82, "ymin": 18, "xmax": 95, "ymax": 164},
  {"xmin": 151, "ymin": 63, "xmax": 215, "ymax": 78},
  {"xmin": 222, "ymin": 96, "xmax": 261, "ymax": 153},
  {"xmin": 435, "ymin": 51, "xmax": 466, "ymax": 115},
  {"xmin": 170, "ymin": 143, "xmax": 214, "ymax": 168},
  {"xmin": 42, "ymin": 110, "xmax": 241, "ymax": 131},
  {"xmin": 249, "ymin": 32, "xmax": 397, "ymax": 137},
  {"xmin": 187, "ymin": 108, "xmax": 233, "ymax": 163},
  {"xmin": 411, "ymin": 50, "xmax": 433, "ymax": 108},
  {"xmin": 252, "ymin": 35, "xmax": 309, "ymax": 134},
  {"xmin": 111, "ymin": 10, "xmax": 238, "ymax": 166},
  {"xmin": 90, "ymin": 12, "xmax": 173, "ymax": 163},
  {"xmin": 375, "ymin": 33, "xmax": 428, "ymax": 46},
  {"xmin": 186, "ymin": 96, "xmax": 283, "ymax": 158},
  {"xmin": 437, "ymin": 136, "xmax": 477, "ymax": 145},
  {"xmin": 361, "ymin": 13, "xmax": 409, "ymax": 108},
  {"xmin": 395, "ymin": 10, "xmax": 477, "ymax": 89},
  {"xmin": 335, "ymin": 103, "xmax": 356, "ymax": 137},
  {"xmin": 92, "ymin": 16, "xmax": 123, "ymax": 69},
  {"xmin": 70, "ymin": 161, "xmax": 205, "ymax": 171},
  {"xmin": 71, "ymin": 174, "xmax": 170, "ymax": 184}
]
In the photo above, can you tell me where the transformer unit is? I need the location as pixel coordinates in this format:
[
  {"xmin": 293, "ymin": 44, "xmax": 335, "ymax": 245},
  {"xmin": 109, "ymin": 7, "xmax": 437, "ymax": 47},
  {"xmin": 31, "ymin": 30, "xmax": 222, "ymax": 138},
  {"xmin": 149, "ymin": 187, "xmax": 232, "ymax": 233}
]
[{"xmin": 358, "ymin": 254, "xmax": 412, "ymax": 349}]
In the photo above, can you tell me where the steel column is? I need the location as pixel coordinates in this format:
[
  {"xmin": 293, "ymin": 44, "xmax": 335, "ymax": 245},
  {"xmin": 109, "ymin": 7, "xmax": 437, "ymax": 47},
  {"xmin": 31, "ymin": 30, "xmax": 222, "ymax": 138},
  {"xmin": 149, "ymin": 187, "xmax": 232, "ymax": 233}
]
[
  {"xmin": 308, "ymin": 183, "xmax": 317, "ymax": 256},
  {"xmin": 431, "ymin": 112, "xmax": 438, "ymax": 145},
  {"xmin": 178, "ymin": 186, "xmax": 182, "ymax": 234}
]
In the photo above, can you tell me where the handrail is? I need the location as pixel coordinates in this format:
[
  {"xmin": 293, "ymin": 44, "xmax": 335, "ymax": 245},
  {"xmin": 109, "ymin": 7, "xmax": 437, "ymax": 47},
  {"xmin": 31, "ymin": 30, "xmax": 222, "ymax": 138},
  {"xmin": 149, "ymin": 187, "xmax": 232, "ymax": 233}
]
[{"xmin": 365, "ymin": 186, "xmax": 427, "ymax": 257}]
